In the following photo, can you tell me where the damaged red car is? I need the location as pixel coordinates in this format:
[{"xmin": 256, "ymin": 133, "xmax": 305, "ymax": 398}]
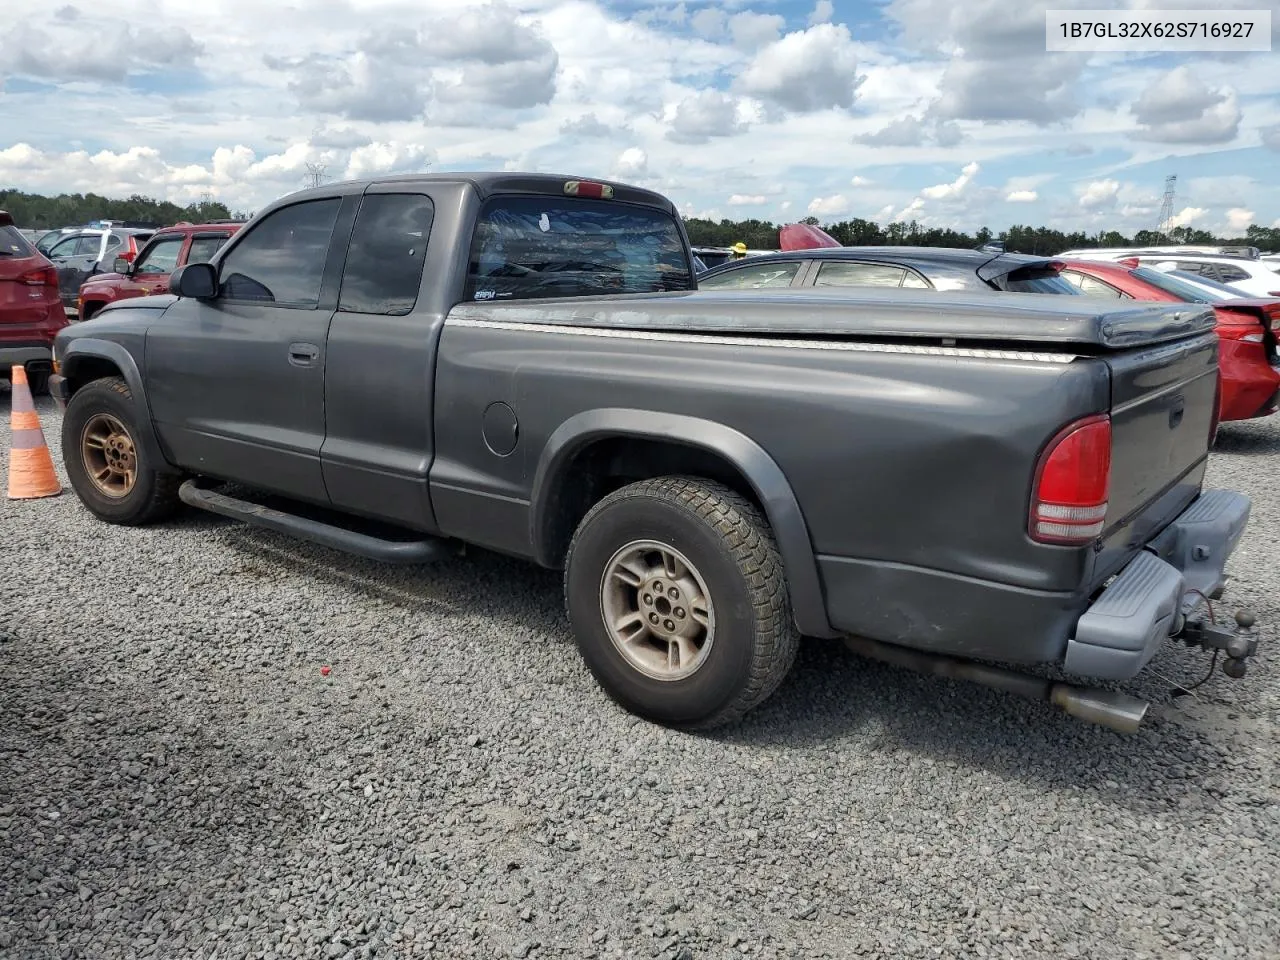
[{"xmin": 1058, "ymin": 259, "xmax": 1280, "ymax": 423}]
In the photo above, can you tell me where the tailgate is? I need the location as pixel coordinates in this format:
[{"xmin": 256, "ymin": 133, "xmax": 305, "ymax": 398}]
[{"xmin": 1093, "ymin": 330, "xmax": 1219, "ymax": 585}]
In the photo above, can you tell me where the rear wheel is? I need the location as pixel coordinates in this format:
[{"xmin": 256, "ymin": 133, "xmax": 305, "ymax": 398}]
[
  {"xmin": 563, "ymin": 476, "xmax": 799, "ymax": 730},
  {"xmin": 62, "ymin": 377, "xmax": 182, "ymax": 525}
]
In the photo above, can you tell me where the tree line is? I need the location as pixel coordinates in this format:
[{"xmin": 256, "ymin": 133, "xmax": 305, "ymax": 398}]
[
  {"xmin": 0, "ymin": 189, "xmax": 243, "ymax": 230},
  {"xmin": 5, "ymin": 187, "xmax": 1277, "ymax": 255},
  {"xmin": 686, "ymin": 215, "xmax": 1280, "ymax": 256}
]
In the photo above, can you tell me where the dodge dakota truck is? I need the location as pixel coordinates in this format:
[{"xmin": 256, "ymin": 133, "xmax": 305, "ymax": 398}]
[{"xmin": 48, "ymin": 172, "xmax": 1261, "ymax": 734}]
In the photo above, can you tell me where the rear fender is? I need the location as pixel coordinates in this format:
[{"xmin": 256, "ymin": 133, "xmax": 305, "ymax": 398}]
[
  {"xmin": 59, "ymin": 338, "xmax": 172, "ymax": 471},
  {"xmin": 529, "ymin": 408, "xmax": 838, "ymax": 638}
]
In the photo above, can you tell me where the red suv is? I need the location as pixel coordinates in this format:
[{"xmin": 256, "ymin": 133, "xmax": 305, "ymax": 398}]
[
  {"xmin": 0, "ymin": 211, "xmax": 67, "ymax": 394},
  {"xmin": 77, "ymin": 221, "xmax": 243, "ymax": 322}
]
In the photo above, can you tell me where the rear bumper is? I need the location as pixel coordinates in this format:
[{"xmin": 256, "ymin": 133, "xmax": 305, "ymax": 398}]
[
  {"xmin": 818, "ymin": 488, "xmax": 1251, "ymax": 681},
  {"xmin": 1065, "ymin": 488, "xmax": 1250, "ymax": 679},
  {"xmin": 1218, "ymin": 340, "xmax": 1280, "ymax": 421},
  {"xmin": 0, "ymin": 344, "xmax": 52, "ymax": 369}
]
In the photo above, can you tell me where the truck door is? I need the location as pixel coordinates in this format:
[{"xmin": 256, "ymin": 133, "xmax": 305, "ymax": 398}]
[
  {"xmin": 320, "ymin": 187, "xmax": 440, "ymax": 531},
  {"xmin": 145, "ymin": 191, "xmax": 359, "ymax": 505}
]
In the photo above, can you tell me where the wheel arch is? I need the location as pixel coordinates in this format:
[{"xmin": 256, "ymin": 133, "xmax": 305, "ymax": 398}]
[
  {"xmin": 59, "ymin": 339, "xmax": 171, "ymax": 471},
  {"xmin": 529, "ymin": 408, "xmax": 837, "ymax": 638}
]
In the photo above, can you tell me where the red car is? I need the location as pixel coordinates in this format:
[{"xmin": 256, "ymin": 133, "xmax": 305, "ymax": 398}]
[
  {"xmin": 1059, "ymin": 259, "xmax": 1280, "ymax": 423},
  {"xmin": 77, "ymin": 221, "xmax": 243, "ymax": 322},
  {"xmin": 0, "ymin": 211, "xmax": 68, "ymax": 394}
]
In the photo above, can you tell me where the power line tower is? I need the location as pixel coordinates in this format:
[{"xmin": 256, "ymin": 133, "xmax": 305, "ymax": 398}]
[
  {"xmin": 1155, "ymin": 174, "xmax": 1177, "ymax": 240},
  {"xmin": 304, "ymin": 162, "xmax": 328, "ymax": 189}
]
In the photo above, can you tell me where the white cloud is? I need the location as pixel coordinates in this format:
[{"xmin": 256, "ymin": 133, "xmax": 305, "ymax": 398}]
[
  {"xmin": 1131, "ymin": 66, "xmax": 1241, "ymax": 145},
  {"xmin": 728, "ymin": 194, "xmax": 767, "ymax": 206},
  {"xmin": 808, "ymin": 194, "xmax": 850, "ymax": 216},
  {"xmin": 1078, "ymin": 179, "xmax": 1121, "ymax": 209},
  {"xmin": 1006, "ymin": 190, "xmax": 1037, "ymax": 202},
  {"xmin": 1163, "ymin": 207, "xmax": 1208, "ymax": 230},
  {"xmin": 809, "ymin": 0, "xmax": 834, "ymax": 25},
  {"xmin": 737, "ymin": 24, "xmax": 863, "ymax": 113},
  {"xmin": 1226, "ymin": 207, "xmax": 1255, "ymax": 233},
  {"xmin": 666, "ymin": 90, "xmax": 748, "ymax": 144},
  {"xmin": 850, "ymin": 176, "xmax": 872, "ymax": 187},
  {"xmin": 921, "ymin": 161, "xmax": 979, "ymax": 200},
  {"xmin": 613, "ymin": 146, "xmax": 648, "ymax": 177}
]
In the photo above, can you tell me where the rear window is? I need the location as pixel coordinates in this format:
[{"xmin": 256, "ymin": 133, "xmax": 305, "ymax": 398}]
[
  {"xmin": 1132, "ymin": 266, "xmax": 1218, "ymax": 303},
  {"xmin": 999, "ymin": 267, "xmax": 1080, "ymax": 294},
  {"xmin": 464, "ymin": 196, "xmax": 693, "ymax": 302},
  {"xmin": 0, "ymin": 225, "xmax": 35, "ymax": 257}
]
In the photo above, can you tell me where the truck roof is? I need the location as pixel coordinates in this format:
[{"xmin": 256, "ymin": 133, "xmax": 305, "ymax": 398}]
[{"xmin": 279, "ymin": 172, "xmax": 682, "ymax": 216}]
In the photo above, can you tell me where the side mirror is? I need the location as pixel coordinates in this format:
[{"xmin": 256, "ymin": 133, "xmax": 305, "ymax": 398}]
[
  {"xmin": 113, "ymin": 257, "xmax": 131, "ymax": 274},
  {"xmin": 169, "ymin": 262, "xmax": 217, "ymax": 300}
]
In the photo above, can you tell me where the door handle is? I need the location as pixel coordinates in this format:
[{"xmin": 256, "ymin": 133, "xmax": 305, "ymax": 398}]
[{"xmin": 288, "ymin": 342, "xmax": 320, "ymax": 367}]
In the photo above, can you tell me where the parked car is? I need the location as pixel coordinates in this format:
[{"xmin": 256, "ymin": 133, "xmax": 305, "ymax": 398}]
[
  {"xmin": 1058, "ymin": 245, "xmax": 1263, "ymax": 261},
  {"xmin": 48, "ymin": 172, "xmax": 1260, "ymax": 733},
  {"xmin": 1067, "ymin": 252, "xmax": 1280, "ymax": 298},
  {"xmin": 696, "ymin": 246, "xmax": 1082, "ymax": 295},
  {"xmin": 77, "ymin": 221, "xmax": 244, "ymax": 322},
  {"xmin": 1059, "ymin": 260, "xmax": 1280, "ymax": 423},
  {"xmin": 0, "ymin": 211, "xmax": 68, "ymax": 393},
  {"xmin": 43, "ymin": 226, "xmax": 156, "ymax": 311}
]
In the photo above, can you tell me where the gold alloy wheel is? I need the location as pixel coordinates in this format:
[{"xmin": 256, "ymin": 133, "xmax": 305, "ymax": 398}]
[{"xmin": 80, "ymin": 413, "xmax": 138, "ymax": 499}]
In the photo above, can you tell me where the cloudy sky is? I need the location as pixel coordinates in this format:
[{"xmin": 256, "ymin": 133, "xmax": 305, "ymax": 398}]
[{"xmin": 1, "ymin": 0, "xmax": 1278, "ymax": 235}]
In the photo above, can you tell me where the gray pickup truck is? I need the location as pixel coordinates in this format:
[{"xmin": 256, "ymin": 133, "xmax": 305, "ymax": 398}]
[{"xmin": 48, "ymin": 172, "xmax": 1261, "ymax": 733}]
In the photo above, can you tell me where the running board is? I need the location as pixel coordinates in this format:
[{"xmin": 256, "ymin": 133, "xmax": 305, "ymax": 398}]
[{"xmin": 178, "ymin": 479, "xmax": 453, "ymax": 565}]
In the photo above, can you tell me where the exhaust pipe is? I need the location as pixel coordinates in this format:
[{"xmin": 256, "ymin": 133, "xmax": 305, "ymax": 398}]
[{"xmin": 842, "ymin": 636, "xmax": 1150, "ymax": 734}]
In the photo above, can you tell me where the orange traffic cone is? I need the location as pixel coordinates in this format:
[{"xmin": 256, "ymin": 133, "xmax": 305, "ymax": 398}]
[{"xmin": 6, "ymin": 365, "xmax": 61, "ymax": 500}]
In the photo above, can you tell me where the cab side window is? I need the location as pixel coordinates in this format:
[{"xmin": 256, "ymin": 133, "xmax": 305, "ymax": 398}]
[
  {"xmin": 218, "ymin": 198, "xmax": 341, "ymax": 306},
  {"xmin": 338, "ymin": 194, "xmax": 435, "ymax": 316}
]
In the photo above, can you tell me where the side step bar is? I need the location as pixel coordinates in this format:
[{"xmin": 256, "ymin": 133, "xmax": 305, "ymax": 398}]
[{"xmin": 178, "ymin": 479, "xmax": 453, "ymax": 565}]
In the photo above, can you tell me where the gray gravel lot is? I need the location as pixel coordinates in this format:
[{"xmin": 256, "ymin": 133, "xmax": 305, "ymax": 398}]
[{"xmin": 2, "ymin": 392, "xmax": 1278, "ymax": 960}]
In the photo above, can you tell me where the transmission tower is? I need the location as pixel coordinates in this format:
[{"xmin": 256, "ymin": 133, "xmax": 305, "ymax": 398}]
[
  {"xmin": 1155, "ymin": 174, "xmax": 1177, "ymax": 240},
  {"xmin": 304, "ymin": 162, "xmax": 328, "ymax": 189}
]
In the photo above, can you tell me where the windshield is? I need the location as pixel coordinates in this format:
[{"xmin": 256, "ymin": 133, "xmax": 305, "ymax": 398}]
[
  {"xmin": 464, "ymin": 196, "xmax": 693, "ymax": 302},
  {"xmin": 1132, "ymin": 266, "xmax": 1222, "ymax": 303}
]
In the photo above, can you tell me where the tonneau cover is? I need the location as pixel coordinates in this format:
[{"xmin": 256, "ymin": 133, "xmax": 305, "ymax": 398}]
[{"xmin": 449, "ymin": 287, "xmax": 1217, "ymax": 351}]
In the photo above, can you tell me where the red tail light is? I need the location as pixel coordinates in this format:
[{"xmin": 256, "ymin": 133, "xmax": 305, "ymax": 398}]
[
  {"xmin": 1215, "ymin": 309, "xmax": 1267, "ymax": 343},
  {"xmin": 563, "ymin": 180, "xmax": 614, "ymax": 200},
  {"xmin": 19, "ymin": 265, "xmax": 58, "ymax": 289},
  {"xmin": 1029, "ymin": 414, "xmax": 1112, "ymax": 545}
]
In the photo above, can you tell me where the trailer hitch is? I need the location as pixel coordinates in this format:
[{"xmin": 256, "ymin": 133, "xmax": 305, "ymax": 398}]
[{"xmin": 1175, "ymin": 607, "xmax": 1260, "ymax": 679}]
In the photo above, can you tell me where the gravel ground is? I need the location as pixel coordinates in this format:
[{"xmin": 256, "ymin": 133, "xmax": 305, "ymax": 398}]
[{"xmin": 2, "ymin": 392, "xmax": 1278, "ymax": 960}]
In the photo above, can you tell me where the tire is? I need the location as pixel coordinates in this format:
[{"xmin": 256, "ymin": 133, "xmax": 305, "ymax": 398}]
[
  {"xmin": 61, "ymin": 376, "xmax": 182, "ymax": 526},
  {"xmin": 563, "ymin": 476, "xmax": 800, "ymax": 730}
]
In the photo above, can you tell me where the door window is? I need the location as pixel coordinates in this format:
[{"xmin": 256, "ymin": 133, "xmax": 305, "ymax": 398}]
[
  {"xmin": 48, "ymin": 235, "xmax": 91, "ymax": 259},
  {"xmin": 814, "ymin": 261, "xmax": 908, "ymax": 288},
  {"xmin": 698, "ymin": 261, "xmax": 803, "ymax": 289},
  {"xmin": 187, "ymin": 234, "xmax": 232, "ymax": 264},
  {"xmin": 132, "ymin": 236, "xmax": 185, "ymax": 274},
  {"xmin": 338, "ymin": 194, "xmax": 435, "ymax": 316},
  {"xmin": 1213, "ymin": 264, "xmax": 1250, "ymax": 283},
  {"xmin": 218, "ymin": 198, "xmax": 341, "ymax": 307}
]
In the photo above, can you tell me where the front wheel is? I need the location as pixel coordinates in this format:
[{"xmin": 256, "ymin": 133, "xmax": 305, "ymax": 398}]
[
  {"xmin": 563, "ymin": 476, "xmax": 800, "ymax": 730},
  {"xmin": 61, "ymin": 376, "xmax": 182, "ymax": 525}
]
